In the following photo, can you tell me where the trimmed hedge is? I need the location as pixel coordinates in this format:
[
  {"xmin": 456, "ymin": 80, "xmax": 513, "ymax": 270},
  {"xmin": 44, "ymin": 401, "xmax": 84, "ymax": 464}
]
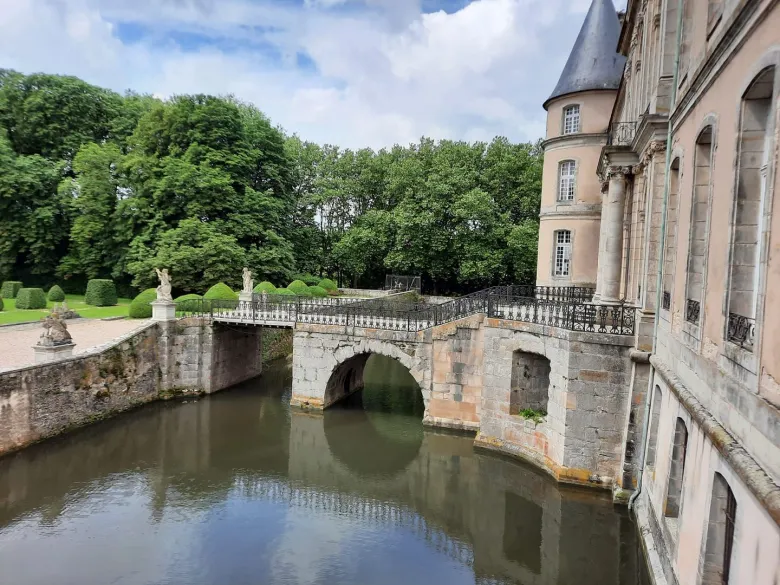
[
  {"xmin": 0, "ymin": 296, "xmax": 4, "ymax": 311},
  {"xmin": 253, "ymin": 281, "xmax": 277, "ymax": 294},
  {"xmin": 129, "ymin": 288, "xmax": 157, "ymax": 319},
  {"xmin": 174, "ymin": 293, "xmax": 202, "ymax": 313},
  {"xmin": 273, "ymin": 288, "xmax": 296, "ymax": 296},
  {"xmin": 318, "ymin": 278, "xmax": 338, "ymax": 293},
  {"xmin": 1, "ymin": 281, "xmax": 22, "ymax": 299},
  {"xmin": 287, "ymin": 280, "xmax": 309, "ymax": 295},
  {"xmin": 16, "ymin": 288, "xmax": 47, "ymax": 309},
  {"xmin": 204, "ymin": 283, "xmax": 238, "ymax": 301},
  {"xmin": 85, "ymin": 279, "xmax": 118, "ymax": 306},
  {"xmin": 308, "ymin": 285, "xmax": 328, "ymax": 298},
  {"xmin": 294, "ymin": 274, "xmax": 320, "ymax": 286},
  {"xmin": 47, "ymin": 285, "xmax": 65, "ymax": 302}
]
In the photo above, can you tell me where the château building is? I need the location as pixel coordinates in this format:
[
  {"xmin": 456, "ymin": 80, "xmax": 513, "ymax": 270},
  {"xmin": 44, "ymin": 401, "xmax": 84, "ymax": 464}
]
[{"xmin": 537, "ymin": 0, "xmax": 780, "ymax": 583}]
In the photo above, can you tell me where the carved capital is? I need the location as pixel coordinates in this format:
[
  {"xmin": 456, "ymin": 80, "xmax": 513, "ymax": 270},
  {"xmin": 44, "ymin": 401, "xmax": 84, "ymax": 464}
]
[
  {"xmin": 632, "ymin": 163, "xmax": 644, "ymax": 176},
  {"xmin": 607, "ymin": 165, "xmax": 632, "ymax": 180}
]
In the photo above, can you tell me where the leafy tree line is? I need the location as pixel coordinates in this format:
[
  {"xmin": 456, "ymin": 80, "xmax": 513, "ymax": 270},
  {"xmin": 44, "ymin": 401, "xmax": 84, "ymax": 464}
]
[{"xmin": 0, "ymin": 70, "xmax": 543, "ymax": 296}]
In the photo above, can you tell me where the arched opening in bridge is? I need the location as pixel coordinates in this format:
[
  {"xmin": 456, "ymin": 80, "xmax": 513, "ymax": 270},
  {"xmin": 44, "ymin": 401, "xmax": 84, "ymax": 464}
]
[
  {"xmin": 509, "ymin": 351, "xmax": 551, "ymax": 417},
  {"xmin": 323, "ymin": 353, "xmax": 424, "ymax": 477}
]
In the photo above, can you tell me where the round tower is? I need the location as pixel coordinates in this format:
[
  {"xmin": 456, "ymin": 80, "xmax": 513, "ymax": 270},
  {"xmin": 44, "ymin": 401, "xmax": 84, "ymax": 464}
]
[{"xmin": 535, "ymin": 0, "xmax": 625, "ymax": 289}]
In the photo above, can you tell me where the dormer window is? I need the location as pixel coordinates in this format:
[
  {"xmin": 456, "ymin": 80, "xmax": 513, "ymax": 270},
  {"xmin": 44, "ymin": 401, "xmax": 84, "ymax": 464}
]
[{"xmin": 563, "ymin": 105, "xmax": 581, "ymax": 134}]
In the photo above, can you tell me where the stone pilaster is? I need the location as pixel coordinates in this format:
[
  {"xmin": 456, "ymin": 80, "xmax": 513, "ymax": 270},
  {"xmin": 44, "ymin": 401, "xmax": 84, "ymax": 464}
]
[
  {"xmin": 592, "ymin": 177, "xmax": 611, "ymax": 304},
  {"xmin": 597, "ymin": 166, "xmax": 631, "ymax": 304}
]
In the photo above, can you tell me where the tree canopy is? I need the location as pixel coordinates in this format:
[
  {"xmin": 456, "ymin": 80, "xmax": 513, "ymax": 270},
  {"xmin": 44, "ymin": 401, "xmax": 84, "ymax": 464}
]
[{"xmin": 0, "ymin": 70, "xmax": 543, "ymax": 295}]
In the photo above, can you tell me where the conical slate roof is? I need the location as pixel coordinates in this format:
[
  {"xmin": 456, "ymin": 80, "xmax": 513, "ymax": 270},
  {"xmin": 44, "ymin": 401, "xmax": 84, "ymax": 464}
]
[{"xmin": 544, "ymin": 0, "xmax": 626, "ymax": 109}]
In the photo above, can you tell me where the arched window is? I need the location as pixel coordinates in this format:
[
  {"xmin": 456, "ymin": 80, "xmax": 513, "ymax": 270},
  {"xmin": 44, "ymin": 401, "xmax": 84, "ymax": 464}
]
[
  {"xmin": 553, "ymin": 230, "xmax": 572, "ymax": 277},
  {"xmin": 646, "ymin": 386, "xmax": 663, "ymax": 468},
  {"xmin": 665, "ymin": 418, "xmax": 688, "ymax": 519},
  {"xmin": 558, "ymin": 160, "xmax": 576, "ymax": 201},
  {"xmin": 685, "ymin": 127, "xmax": 714, "ymax": 325},
  {"xmin": 562, "ymin": 105, "xmax": 580, "ymax": 134},
  {"xmin": 702, "ymin": 473, "xmax": 737, "ymax": 585},
  {"xmin": 727, "ymin": 66, "xmax": 775, "ymax": 349},
  {"xmin": 662, "ymin": 158, "xmax": 680, "ymax": 310}
]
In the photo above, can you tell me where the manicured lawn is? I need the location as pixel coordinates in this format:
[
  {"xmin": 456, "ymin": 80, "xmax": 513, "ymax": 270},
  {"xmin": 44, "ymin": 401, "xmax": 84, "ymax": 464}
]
[{"xmin": 0, "ymin": 294, "xmax": 131, "ymax": 325}]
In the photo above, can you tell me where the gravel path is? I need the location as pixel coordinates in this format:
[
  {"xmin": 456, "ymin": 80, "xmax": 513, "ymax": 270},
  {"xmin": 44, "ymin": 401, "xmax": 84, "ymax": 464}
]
[{"xmin": 0, "ymin": 319, "xmax": 151, "ymax": 371}]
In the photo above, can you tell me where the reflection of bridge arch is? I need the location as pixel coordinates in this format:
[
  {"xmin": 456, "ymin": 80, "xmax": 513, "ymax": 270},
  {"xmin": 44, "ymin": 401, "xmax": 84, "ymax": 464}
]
[
  {"xmin": 323, "ymin": 406, "xmax": 423, "ymax": 477},
  {"xmin": 323, "ymin": 342, "xmax": 429, "ymax": 409}
]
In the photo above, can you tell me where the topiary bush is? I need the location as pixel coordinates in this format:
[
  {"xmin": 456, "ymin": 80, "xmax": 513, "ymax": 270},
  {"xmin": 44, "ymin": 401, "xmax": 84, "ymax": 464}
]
[
  {"xmin": 84, "ymin": 279, "xmax": 118, "ymax": 306},
  {"xmin": 47, "ymin": 285, "xmax": 65, "ymax": 302},
  {"xmin": 273, "ymin": 288, "xmax": 296, "ymax": 296},
  {"xmin": 204, "ymin": 283, "xmax": 238, "ymax": 301},
  {"xmin": 129, "ymin": 288, "xmax": 157, "ymax": 319},
  {"xmin": 174, "ymin": 293, "xmax": 202, "ymax": 313},
  {"xmin": 0, "ymin": 296, "xmax": 4, "ymax": 311},
  {"xmin": 0, "ymin": 281, "xmax": 22, "ymax": 299},
  {"xmin": 308, "ymin": 285, "xmax": 328, "ymax": 298},
  {"xmin": 293, "ymin": 274, "xmax": 320, "ymax": 286},
  {"xmin": 15, "ymin": 288, "xmax": 47, "ymax": 309},
  {"xmin": 287, "ymin": 280, "xmax": 309, "ymax": 295},
  {"xmin": 318, "ymin": 278, "xmax": 338, "ymax": 293},
  {"xmin": 253, "ymin": 281, "xmax": 277, "ymax": 294}
]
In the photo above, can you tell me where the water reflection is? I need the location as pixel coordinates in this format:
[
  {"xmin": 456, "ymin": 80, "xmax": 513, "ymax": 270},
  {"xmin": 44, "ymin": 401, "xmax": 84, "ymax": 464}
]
[{"xmin": 0, "ymin": 359, "xmax": 648, "ymax": 585}]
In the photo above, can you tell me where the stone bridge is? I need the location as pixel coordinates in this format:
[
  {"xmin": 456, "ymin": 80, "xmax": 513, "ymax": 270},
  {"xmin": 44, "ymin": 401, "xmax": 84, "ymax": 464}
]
[{"xmin": 185, "ymin": 286, "xmax": 643, "ymax": 492}]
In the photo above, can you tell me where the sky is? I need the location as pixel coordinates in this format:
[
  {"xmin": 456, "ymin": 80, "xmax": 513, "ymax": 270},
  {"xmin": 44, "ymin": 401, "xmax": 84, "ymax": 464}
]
[{"xmin": 0, "ymin": 0, "xmax": 627, "ymax": 149}]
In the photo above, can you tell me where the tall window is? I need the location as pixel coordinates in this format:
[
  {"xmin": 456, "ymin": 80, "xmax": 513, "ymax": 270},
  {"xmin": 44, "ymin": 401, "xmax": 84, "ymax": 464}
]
[
  {"xmin": 646, "ymin": 386, "xmax": 663, "ymax": 469},
  {"xmin": 662, "ymin": 158, "xmax": 680, "ymax": 310},
  {"xmin": 685, "ymin": 128, "xmax": 714, "ymax": 325},
  {"xmin": 665, "ymin": 418, "xmax": 688, "ymax": 519},
  {"xmin": 727, "ymin": 66, "xmax": 775, "ymax": 349},
  {"xmin": 707, "ymin": 1, "xmax": 724, "ymax": 38},
  {"xmin": 563, "ymin": 105, "xmax": 580, "ymax": 134},
  {"xmin": 558, "ymin": 160, "xmax": 576, "ymax": 201},
  {"xmin": 679, "ymin": 0, "xmax": 693, "ymax": 78},
  {"xmin": 702, "ymin": 474, "xmax": 737, "ymax": 585},
  {"xmin": 554, "ymin": 231, "xmax": 572, "ymax": 277}
]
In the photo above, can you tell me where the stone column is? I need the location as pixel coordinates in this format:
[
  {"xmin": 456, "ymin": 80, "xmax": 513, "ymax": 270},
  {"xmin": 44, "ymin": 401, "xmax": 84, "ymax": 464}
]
[
  {"xmin": 598, "ymin": 166, "xmax": 630, "ymax": 304},
  {"xmin": 592, "ymin": 177, "xmax": 611, "ymax": 304}
]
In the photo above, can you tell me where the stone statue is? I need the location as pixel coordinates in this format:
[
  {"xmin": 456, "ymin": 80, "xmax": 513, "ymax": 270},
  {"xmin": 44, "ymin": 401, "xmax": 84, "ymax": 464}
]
[
  {"xmin": 39, "ymin": 314, "xmax": 72, "ymax": 346},
  {"xmin": 155, "ymin": 268, "xmax": 172, "ymax": 301},
  {"xmin": 50, "ymin": 300, "xmax": 79, "ymax": 320},
  {"xmin": 242, "ymin": 267, "xmax": 253, "ymax": 294}
]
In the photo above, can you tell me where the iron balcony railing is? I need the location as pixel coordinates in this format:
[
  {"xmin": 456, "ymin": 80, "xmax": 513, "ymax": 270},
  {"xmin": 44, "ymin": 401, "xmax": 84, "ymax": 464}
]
[
  {"xmin": 176, "ymin": 285, "xmax": 633, "ymax": 335},
  {"xmin": 727, "ymin": 312, "xmax": 755, "ymax": 349},
  {"xmin": 606, "ymin": 121, "xmax": 638, "ymax": 147},
  {"xmin": 685, "ymin": 299, "xmax": 700, "ymax": 324}
]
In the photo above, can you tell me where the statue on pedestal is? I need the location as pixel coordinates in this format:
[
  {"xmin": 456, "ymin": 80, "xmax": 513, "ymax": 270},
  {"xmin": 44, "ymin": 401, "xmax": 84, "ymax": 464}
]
[
  {"xmin": 39, "ymin": 314, "xmax": 72, "ymax": 346},
  {"xmin": 242, "ymin": 267, "xmax": 254, "ymax": 295},
  {"xmin": 155, "ymin": 268, "xmax": 172, "ymax": 301}
]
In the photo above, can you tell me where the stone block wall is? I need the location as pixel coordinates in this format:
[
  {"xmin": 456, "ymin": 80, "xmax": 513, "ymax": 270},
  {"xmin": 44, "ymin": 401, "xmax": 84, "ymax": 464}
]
[{"xmin": 0, "ymin": 319, "xmax": 264, "ymax": 457}]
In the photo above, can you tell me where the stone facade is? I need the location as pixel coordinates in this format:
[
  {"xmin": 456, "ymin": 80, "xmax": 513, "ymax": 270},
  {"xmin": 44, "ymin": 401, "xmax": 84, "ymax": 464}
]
[{"xmin": 0, "ymin": 319, "xmax": 263, "ymax": 457}]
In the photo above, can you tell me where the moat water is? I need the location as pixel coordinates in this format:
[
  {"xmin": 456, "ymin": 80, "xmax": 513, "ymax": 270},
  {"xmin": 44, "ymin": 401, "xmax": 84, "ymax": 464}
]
[{"xmin": 0, "ymin": 356, "xmax": 649, "ymax": 585}]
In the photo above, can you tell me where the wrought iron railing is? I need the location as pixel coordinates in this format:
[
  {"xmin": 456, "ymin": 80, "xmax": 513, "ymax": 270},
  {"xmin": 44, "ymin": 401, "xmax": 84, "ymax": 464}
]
[
  {"xmin": 175, "ymin": 285, "xmax": 635, "ymax": 335},
  {"xmin": 606, "ymin": 121, "xmax": 637, "ymax": 146},
  {"xmin": 685, "ymin": 299, "xmax": 700, "ymax": 324},
  {"xmin": 727, "ymin": 312, "xmax": 755, "ymax": 348}
]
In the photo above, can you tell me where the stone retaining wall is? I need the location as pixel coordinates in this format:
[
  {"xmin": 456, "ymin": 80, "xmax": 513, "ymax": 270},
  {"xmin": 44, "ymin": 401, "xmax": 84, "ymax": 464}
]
[{"xmin": 0, "ymin": 319, "xmax": 264, "ymax": 457}]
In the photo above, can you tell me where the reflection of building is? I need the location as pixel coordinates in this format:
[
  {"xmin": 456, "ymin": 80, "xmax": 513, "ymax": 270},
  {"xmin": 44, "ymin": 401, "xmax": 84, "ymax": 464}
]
[{"xmin": 538, "ymin": 1, "xmax": 780, "ymax": 584}]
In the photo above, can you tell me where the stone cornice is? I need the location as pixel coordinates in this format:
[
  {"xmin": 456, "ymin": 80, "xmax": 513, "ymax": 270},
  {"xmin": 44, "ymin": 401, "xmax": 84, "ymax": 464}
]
[
  {"xmin": 542, "ymin": 132, "xmax": 608, "ymax": 152},
  {"xmin": 539, "ymin": 203, "xmax": 602, "ymax": 219}
]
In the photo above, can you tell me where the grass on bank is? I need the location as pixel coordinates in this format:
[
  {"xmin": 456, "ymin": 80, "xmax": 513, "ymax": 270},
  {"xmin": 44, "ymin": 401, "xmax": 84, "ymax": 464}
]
[{"xmin": 0, "ymin": 294, "xmax": 131, "ymax": 325}]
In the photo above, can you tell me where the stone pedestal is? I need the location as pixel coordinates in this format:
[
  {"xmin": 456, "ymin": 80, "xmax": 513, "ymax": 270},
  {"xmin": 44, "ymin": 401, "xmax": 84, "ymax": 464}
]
[
  {"xmin": 152, "ymin": 300, "xmax": 176, "ymax": 322},
  {"xmin": 33, "ymin": 342, "xmax": 75, "ymax": 364},
  {"xmin": 239, "ymin": 291, "xmax": 253, "ymax": 303}
]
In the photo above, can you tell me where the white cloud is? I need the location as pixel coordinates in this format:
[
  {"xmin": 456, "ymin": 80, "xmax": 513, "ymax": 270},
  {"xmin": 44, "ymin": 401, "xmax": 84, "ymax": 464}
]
[{"xmin": 0, "ymin": 0, "xmax": 609, "ymax": 149}]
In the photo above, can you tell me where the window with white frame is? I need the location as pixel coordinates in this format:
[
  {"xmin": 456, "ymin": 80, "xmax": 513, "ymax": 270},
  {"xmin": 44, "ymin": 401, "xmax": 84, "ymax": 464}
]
[
  {"xmin": 554, "ymin": 231, "xmax": 572, "ymax": 277},
  {"xmin": 563, "ymin": 105, "xmax": 580, "ymax": 134},
  {"xmin": 558, "ymin": 160, "xmax": 576, "ymax": 201}
]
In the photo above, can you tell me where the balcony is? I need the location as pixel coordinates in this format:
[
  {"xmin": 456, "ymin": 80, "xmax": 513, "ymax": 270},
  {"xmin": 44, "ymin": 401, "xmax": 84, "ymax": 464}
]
[
  {"xmin": 727, "ymin": 313, "xmax": 755, "ymax": 349},
  {"xmin": 607, "ymin": 121, "xmax": 637, "ymax": 147}
]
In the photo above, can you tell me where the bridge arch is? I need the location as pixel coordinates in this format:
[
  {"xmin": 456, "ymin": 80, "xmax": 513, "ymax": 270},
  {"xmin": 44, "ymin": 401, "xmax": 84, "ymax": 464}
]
[{"xmin": 325, "ymin": 340, "xmax": 428, "ymax": 409}]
